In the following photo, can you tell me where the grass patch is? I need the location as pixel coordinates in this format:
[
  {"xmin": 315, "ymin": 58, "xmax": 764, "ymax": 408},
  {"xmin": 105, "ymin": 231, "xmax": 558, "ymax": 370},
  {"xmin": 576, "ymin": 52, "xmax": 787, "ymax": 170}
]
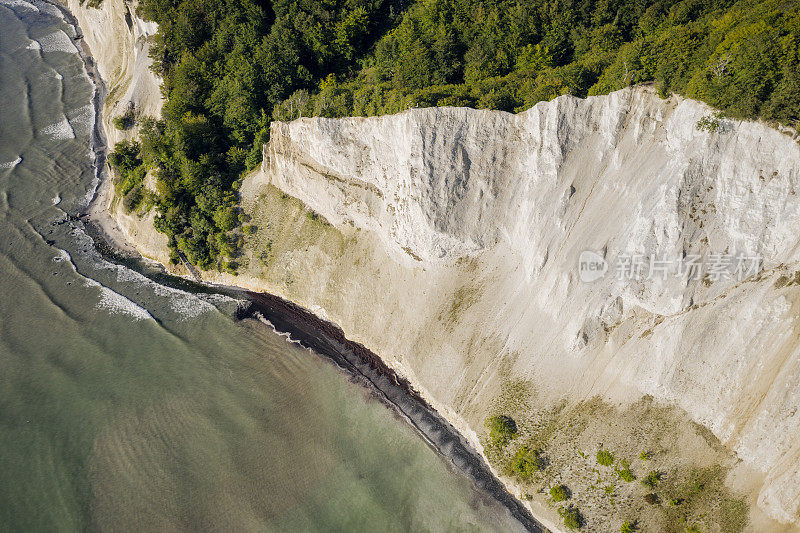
[
  {"xmin": 597, "ymin": 449, "xmax": 615, "ymax": 466},
  {"xmin": 616, "ymin": 459, "xmax": 635, "ymax": 482}
]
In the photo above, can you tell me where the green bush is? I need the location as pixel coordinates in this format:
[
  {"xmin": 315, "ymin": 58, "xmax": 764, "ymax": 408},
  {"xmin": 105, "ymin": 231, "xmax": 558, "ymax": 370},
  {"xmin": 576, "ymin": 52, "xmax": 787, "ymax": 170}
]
[
  {"xmin": 696, "ymin": 113, "xmax": 724, "ymax": 133},
  {"xmin": 507, "ymin": 446, "xmax": 543, "ymax": 480},
  {"xmin": 113, "ymin": 107, "xmax": 135, "ymax": 130},
  {"xmin": 642, "ymin": 470, "xmax": 662, "ymax": 489},
  {"xmin": 122, "ymin": 184, "xmax": 144, "ymax": 213},
  {"xmin": 616, "ymin": 460, "xmax": 635, "ymax": 482},
  {"xmin": 486, "ymin": 415, "xmax": 517, "ymax": 447},
  {"xmin": 558, "ymin": 506, "xmax": 583, "ymax": 530},
  {"xmin": 597, "ymin": 449, "xmax": 615, "ymax": 466},
  {"xmin": 620, "ymin": 521, "xmax": 635, "ymax": 533},
  {"xmin": 549, "ymin": 485, "xmax": 570, "ymax": 502},
  {"xmin": 639, "ymin": 451, "xmax": 651, "ymax": 461}
]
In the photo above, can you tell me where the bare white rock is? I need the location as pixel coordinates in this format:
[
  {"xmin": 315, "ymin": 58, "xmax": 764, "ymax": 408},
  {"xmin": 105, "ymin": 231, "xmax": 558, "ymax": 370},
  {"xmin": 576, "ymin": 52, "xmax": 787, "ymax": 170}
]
[{"xmin": 250, "ymin": 86, "xmax": 800, "ymax": 525}]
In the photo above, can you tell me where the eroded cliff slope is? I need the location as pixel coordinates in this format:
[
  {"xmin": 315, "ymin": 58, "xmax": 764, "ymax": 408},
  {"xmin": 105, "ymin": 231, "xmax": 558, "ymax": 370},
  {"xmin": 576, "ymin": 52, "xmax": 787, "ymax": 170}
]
[
  {"xmin": 231, "ymin": 87, "xmax": 800, "ymax": 530},
  {"xmin": 70, "ymin": 3, "xmax": 800, "ymax": 523},
  {"xmin": 69, "ymin": 0, "xmax": 169, "ymax": 263}
]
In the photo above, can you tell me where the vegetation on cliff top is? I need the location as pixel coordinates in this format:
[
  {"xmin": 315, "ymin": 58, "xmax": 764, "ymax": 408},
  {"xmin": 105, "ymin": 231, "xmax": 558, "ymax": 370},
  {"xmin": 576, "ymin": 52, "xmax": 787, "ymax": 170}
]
[{"xmin": 110, "ymin": 0, "xmax": 800, "ymax": 270}]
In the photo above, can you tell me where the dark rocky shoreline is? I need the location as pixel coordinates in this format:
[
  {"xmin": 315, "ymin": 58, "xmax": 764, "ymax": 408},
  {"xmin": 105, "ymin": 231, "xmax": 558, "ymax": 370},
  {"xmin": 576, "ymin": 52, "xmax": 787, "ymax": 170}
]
[{"xmin": 238, "ymin": 292, "xmax": 546, "ymax": 533}]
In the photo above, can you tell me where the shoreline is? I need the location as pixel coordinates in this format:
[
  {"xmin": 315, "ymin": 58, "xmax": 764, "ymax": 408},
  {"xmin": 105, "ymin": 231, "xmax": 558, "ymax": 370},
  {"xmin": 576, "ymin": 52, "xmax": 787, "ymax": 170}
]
[
  {"xmin": 48, "ymin": 0, "xmax": 142, "ymax": 257},
  {"xmin": 239, "ymin": 292, "xmax": 545, "ymax": 531},
  {"xmin": 55, "ymin": 1, "xmax": 549, "ymax": 530}
]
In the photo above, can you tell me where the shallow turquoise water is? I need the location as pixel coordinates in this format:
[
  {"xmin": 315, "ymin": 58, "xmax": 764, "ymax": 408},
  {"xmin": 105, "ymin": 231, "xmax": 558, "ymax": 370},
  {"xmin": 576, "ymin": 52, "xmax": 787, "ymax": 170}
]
[{"xmin": 0, "ymin": 2, "xmax": 524, "ymax": 531}]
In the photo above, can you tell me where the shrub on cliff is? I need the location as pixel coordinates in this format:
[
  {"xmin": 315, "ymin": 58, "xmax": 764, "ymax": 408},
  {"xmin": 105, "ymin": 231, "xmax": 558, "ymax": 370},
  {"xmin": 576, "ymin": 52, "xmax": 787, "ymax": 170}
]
[
  {"xmin": 549, "ymin": 484, "xmax": 570, "ymax": 502},
  {"xmin": 113, "ymin": 107, "xmax": 135, "ymax": 130},
  {"xmin": 109, "ymin": 141, "xmax": 148, "ymax": 213},
  {"xmin": 507, "ymin": 446, "xmax": 543, "ymax": 480},
  {"xmin": 644, "ymin": 493, "xmax": 659, "ymax": 505},
  {"xmin": 559, "ymin": 506, "xmax": 583, "ymax": 530},
  {"xmin": 596, "ymin": 449, "xmax": 615, "ymax": 466},
  {"xmin": 642, "ymin": 470, "xmax": 662, "ymax": 489},
  {"xmin": 486, "ymin": 415, "xmax": 517, "ymax": 447}
]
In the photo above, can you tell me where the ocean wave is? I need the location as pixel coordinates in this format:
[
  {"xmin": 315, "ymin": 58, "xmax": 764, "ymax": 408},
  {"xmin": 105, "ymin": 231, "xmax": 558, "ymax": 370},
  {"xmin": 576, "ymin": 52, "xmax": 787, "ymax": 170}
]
[
  {"xmin": 112, "ymin": 263, "xmax": 218, "ymax": 319},
  {"xmin": 68, "ymin": 103, "xmax": 94, "ymax": 137},
  {"xmin": 36, "ymin": 30, "xmax": 77, "ymax": 54},
  {"xmin": 40, "ymin": 116, "xmax": 75, "ymax": 140},
  {"xmin": 0, "ymin": 0, "xmax": 39, "ymax": 13},
  {"xmin": 0, "ymin": 156, "xmax": 22, "ymax": 169},
  {"xmin": 85, "ymin": 277, "xmax": 154, "ymax": 321},
  {"xmin": 29, "ymin": 0, "xmax": 62, "ymax": 18},
  {"xmin": 50, "ymin": 244, "xmax": 152, "ymax": 321},
  {"xmin": 69, "ymin": 227, "xmax": 219, "ymax": 320}
]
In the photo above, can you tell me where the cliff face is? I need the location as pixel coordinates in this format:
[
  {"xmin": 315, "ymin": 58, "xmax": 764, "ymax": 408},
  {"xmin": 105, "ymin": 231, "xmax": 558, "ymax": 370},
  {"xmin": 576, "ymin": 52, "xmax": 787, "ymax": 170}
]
[
  {"xmin": 67, "ymin": 2, "xmax": 800, "ymax": 525},
  {"xmin": 66, "ymin": 0, "xmax": 161, "ymax": 146},
  {"xmin": 68, "ymin": 0, "xmax": 169, "ymax": 264},
  {"xmin": 237, "ymin": 87, "xmax": 800, "ymax": 529}
]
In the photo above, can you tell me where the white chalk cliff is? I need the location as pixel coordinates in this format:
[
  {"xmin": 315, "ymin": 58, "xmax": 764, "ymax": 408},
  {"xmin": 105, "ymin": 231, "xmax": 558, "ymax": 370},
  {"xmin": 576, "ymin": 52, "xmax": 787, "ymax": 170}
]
[
  {"xmin": 67, "ymin": 0, "xmax": 800, "ymax": 527},
  {"xmin": 68, "ymin": 0, "xmax": 170, "ymax": 264},
  {"xmin": 243, "ymin": 87, "xmax": 800, "ymax": 528}
]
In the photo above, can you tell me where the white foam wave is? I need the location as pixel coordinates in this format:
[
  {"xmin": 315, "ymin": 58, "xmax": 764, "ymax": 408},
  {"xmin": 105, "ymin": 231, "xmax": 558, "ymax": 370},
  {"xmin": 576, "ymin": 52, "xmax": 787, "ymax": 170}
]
[
  {"xmin": 80, "ymin": 175, "xmax": 98, "ymax": 208},
  {"xmin": 0, "ymin": 0, "xmax": 39, "ymax": 12},
  {"xmin": 37, "ymin": 30, "xmax": 77, "ymax": 54},
  {"xmin": 113, "ymin": 263, "xmax": 218, "ymax": 319},
  {"xmin": 0, "ymin": 156, "xmax": 22, "ymax": 169},
  {"xmin": 200, "ymin": 293, "xmax": 241, "ymax": 306},
  {"xmin": 40, "ymin": 116, "xmax": 75, "ymax": 140},
  {"xmin": 69, "ymin": 227, "xmax": 219, "ymax": 320},
  {"xmin": 68, "ymin": 103, "xmax": 94, "ymax": 137},
  {"xmin": 85, "ymin": 278, "xmax": 153, "ymax": 320},
  {"xmin": 254, "ymin": 314, "xmax": 306, "ymax": 348},
  {"xmin": 53, "ymin": 248, "xmax": 70, "ymax": 263}
]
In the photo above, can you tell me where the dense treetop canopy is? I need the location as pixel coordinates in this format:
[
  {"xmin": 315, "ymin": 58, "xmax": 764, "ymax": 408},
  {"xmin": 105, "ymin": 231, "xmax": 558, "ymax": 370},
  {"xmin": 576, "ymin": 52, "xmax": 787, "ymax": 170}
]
[{"xmin": 109, "ymin": 0, "xmax": 800, "ymax": 270}]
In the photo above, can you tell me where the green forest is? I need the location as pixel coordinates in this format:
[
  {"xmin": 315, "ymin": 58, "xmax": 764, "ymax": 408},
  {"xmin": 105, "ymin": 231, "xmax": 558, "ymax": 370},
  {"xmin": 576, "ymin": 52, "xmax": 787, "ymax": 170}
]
[{"xmin": 107, "ymin": 0, "xmax": 800, "ymax": 271}]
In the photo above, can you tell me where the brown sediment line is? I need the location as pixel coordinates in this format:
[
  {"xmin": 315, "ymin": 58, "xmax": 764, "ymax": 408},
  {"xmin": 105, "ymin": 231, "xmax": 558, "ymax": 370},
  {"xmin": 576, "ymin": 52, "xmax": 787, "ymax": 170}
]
[{"xmin": 239, "ymin": 291, "xmax": 546, "ymax": 533}]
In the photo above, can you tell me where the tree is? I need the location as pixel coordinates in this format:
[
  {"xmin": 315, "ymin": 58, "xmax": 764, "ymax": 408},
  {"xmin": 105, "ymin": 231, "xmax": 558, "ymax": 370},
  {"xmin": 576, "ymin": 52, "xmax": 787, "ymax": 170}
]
[
  {"xmin": 486, "ymin": 415, "xmax": 517, "ymax": 447},
  {"xmin": 508, "ymin": 446, "xmax": 543, "ymax": 480},
  {"xmin": 550, "ymin": 485, "xmax": 570, "ymax": 502},
  {"xmin": 559, "ymin": 506, "xmax": 583, "ymax": 530}
]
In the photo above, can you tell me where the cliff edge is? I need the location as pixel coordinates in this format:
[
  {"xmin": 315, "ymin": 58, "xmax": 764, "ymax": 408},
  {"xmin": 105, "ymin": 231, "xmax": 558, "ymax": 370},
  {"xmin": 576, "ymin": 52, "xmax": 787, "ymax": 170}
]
[
  {"xmin": 235, "ymin": 86, "xmax": 800, "ymax": 531},
  {"xmin": 68, "ymin": 0, "xmax": 800, "ymax": 526}
]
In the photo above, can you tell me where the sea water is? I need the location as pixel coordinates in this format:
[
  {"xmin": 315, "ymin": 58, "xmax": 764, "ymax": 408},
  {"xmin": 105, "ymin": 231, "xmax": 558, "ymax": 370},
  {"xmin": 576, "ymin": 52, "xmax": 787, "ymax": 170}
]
[{"xmin": 0, "ymin": 2, "xmax": 525, "ymax": 530}]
